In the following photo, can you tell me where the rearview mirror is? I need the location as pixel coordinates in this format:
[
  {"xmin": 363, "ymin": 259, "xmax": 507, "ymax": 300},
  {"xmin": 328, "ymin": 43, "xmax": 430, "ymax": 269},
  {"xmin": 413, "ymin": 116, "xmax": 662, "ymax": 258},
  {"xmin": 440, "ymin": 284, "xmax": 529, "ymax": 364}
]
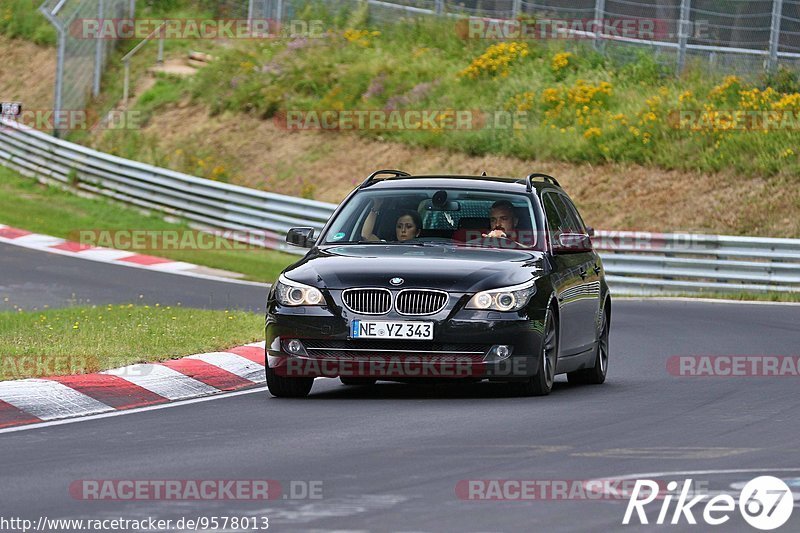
[
  {"xmin": 286, "ymin": 227, "xmax": 316, "ymax": 248},
  {"xmin": 553, "ymin": 233, "xmax": 592, "ymax": 254},
  {"xmin": 423, "ymin": 200, "xmax": 461, "ymax": 212}
]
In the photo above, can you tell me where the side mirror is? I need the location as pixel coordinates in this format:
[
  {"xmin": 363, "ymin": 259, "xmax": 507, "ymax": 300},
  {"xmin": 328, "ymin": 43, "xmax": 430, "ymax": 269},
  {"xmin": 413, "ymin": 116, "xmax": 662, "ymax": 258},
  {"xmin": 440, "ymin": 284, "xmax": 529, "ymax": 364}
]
[
  {"xmin": 553, "ymin": 232, "xmax": 592, "ymax": 254},
  {"xmin": 286, "ymin": 227, "xmax": 316, "ymax": 248},
  {"xmin": 586, "ymin": 226, "xmax": 595, "ymax": 237}
]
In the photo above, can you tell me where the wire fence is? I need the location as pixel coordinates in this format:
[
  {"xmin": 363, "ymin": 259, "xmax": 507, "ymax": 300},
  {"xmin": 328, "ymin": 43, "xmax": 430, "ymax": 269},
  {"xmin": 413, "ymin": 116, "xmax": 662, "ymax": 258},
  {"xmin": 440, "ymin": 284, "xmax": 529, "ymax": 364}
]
[
  {"xmin": 264, "ymin": 0, "xmax": 800, "ymax": 75},
  {"xmin": 34, "ymin": 0, "xmax": 800, "ymax": 136},
  {"xmin": 38, "ymin": 0, "xmax": 135, "ymax": 135}
]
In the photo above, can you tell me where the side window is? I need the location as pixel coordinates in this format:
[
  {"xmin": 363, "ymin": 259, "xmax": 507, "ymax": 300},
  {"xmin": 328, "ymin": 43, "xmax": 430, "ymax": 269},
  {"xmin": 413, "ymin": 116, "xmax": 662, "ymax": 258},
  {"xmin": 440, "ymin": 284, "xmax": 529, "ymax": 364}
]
[
  {"xmin": 544, "ymin": 193, "xmax": 577, "ymax": 234},
  {"xmin": 542, "ymin": 193, "xmax": 565, "ymax": 238},
  {"xmin": 558, "ymin": 194, "xmax": 587, "ymax": 234}
]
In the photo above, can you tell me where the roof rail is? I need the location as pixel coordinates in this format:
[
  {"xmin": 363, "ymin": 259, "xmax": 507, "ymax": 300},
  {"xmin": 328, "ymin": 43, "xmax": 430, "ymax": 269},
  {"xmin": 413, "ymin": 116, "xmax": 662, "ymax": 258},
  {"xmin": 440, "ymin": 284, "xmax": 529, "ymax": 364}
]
[
  {"xmin": 358, "ymin": 169, "xmax": 411, "ymax": 188},
  {"xmin": 525, "ymin": 173, "xmax": 561, "ymax": 191}
]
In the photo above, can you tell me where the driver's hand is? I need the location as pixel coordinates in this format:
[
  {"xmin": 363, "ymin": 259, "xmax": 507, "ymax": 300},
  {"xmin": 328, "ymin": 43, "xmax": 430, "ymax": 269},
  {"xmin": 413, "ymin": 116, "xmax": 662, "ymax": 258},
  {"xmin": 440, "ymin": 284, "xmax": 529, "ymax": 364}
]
[{"xmin": 482, "ymin": 229, "xmax": 507, "ymax": 238}]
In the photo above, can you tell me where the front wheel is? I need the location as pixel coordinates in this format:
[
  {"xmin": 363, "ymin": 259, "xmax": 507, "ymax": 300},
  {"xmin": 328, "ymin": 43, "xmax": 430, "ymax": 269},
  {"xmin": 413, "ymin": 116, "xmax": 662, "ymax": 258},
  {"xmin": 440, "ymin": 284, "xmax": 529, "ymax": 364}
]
[
  {"xmin": 568, "ymin": 308, "xmax": 608, "ymax": 385},
  {"xmin": 513, "ymin": 308, "xmax": 558, "ymax": 397},
  {"xmin": 266, "ymin": 366, "xmax": 314, "ymax": 397}
]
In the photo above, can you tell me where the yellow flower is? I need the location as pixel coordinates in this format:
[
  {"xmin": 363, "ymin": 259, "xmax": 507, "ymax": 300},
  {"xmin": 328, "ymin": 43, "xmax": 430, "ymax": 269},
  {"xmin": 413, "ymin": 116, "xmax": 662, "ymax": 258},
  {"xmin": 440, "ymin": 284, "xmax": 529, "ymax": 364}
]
[
  {"xmin": 772, "ymin": 93, "xmax": 800, "ymax": 112},
  {"xmin": 583, "ymin": 127, "xmax": 601, "ymax": 139},
  {"xmin": 459, "ymin": 42, "xmax": 530, "ymax": 79},
  {"xmin": 343, "ymin": 28, "xmax": 379, "ymax": 47},
  {"xmin": 551, "ymin": 52, "xmax": 573, "ymax": 74}
]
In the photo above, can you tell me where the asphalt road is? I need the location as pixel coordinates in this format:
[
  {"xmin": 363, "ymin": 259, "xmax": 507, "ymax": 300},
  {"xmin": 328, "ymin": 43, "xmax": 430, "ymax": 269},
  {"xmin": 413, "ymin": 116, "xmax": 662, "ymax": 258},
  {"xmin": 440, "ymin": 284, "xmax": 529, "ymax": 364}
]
[
  {"xmin": 1, "ymin": 242, "xmax": 799, "ymax": 532},
  {"xmin": 0, "ymin": 243, "xmax": 268, "ymax": 312}
]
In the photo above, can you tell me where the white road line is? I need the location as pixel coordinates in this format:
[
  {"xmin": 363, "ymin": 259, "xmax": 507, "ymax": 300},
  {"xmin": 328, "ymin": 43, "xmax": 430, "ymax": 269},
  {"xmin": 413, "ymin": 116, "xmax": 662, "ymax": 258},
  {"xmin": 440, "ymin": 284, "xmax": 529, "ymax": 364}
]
[
  {"xmin": 0, "ymin": 379, "xmax": 114, "ymax": 421},
  {"xmin": 0, "ymin": 237, "xmax": 270, "ymax": 287},
  {"xmin": 102, "ymin": 364, "xmax": 219, "ymax": 400},
  {"xmin": 0, "ymin": 386, "xmax": 268, "ymax": 434},
  {"xmin": 188, "ymin": 352, "xmax": 266, "ymax": 383},
  {"xmin": 0, "ymin": 378, "xmax": 345, "ymax": 435}
]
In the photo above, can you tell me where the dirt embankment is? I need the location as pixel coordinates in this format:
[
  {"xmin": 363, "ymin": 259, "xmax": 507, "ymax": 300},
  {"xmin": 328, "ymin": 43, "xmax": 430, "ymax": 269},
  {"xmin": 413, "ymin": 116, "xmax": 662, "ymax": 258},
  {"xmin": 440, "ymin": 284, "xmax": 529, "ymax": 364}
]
[
  {"xmin": 138, "ymin": 103, "xmax": 797, "ymax": 237},
  {"xmin": 0, "ymin": 35, "xmax": 55, "ymax": 112}
]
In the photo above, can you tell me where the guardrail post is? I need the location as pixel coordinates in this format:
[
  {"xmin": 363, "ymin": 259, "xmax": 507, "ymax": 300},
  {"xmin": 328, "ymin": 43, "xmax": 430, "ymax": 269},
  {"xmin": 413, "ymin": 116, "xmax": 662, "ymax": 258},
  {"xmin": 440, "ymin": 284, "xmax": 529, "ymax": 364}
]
[
  {"xmin": 593, "ymin": 0, "xmax": 605, "ymax": 50},
  {"xmin": 768, "ymin": 0, "xmax": 784, "ymax": 73},
  {"xmin": 39, "ymin": 5, "xmax": 66, "ymax": 136},
  {"xmin": 512, "ymin": 0, "xmax": 521, "ymax": 19},
  {"xmin": 435, "ymin": 0, "xmax": 444, "ymax": 15},
  {"xmin": 93, "ymin": 0, "xmax": 105, "ymax": 97},
  {"xmin": 123, "ymin": 59, "xmax": 131, "ymax": 109},
  {"xmin": 677, "ymin": 0, "xmax": 692, "ymax": 74},
  {"xmin": 157, "ymin": 35, "xmax": 164, "ymax": 64}
]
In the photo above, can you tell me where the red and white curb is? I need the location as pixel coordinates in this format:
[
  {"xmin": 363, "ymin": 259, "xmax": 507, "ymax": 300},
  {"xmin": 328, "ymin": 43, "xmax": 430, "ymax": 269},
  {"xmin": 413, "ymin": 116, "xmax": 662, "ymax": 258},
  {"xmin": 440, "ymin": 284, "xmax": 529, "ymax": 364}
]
[
  {"xmin": 0, "ymin": 224, "xmax": 262, "ymax": 286},
  {"xmin": 0, "ymin": 342, "xmax": 266, "ymax": 429}
]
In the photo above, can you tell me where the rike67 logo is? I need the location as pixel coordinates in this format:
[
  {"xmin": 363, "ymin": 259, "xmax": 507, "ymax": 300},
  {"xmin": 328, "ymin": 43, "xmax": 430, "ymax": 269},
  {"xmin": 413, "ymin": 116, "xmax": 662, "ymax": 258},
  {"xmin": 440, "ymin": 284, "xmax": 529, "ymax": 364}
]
[{"xmin": 624, "ymin": 476, "xmax": 794, "ymax": 530}]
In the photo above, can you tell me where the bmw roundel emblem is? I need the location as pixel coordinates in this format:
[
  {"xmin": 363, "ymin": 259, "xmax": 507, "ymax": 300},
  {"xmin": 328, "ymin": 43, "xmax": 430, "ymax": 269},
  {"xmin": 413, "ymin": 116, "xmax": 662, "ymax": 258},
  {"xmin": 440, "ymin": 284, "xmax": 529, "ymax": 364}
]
[{"xmin": 390, "ymin": 277, "xmax": 404, "ymax": 286}]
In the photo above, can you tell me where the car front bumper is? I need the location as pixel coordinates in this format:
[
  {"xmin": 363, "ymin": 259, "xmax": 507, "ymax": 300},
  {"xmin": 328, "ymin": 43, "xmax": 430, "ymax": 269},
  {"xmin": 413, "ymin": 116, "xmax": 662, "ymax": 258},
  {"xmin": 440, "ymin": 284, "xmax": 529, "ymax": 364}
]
[{"xmin": 266, "ymin": 308, "xmax": 546, "ymax": 381}]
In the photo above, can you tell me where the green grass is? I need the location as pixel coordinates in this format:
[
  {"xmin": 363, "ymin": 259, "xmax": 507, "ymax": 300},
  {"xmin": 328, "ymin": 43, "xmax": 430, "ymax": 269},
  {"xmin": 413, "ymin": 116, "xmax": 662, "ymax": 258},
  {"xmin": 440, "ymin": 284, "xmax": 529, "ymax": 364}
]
[
  {"xmin": 619, "ymin": 291, "xmax": 800, "ymax": 303},
  {"xmin": 0, "ymin": 167, "xmax": 298, "ymax": 283},
  {"xmin": 0, "ymin": 0, "xmax": 56, "ymax": 45},
  {"xmin": 0, "ymin": 305, "xmax": 263, "ymax": 381}
]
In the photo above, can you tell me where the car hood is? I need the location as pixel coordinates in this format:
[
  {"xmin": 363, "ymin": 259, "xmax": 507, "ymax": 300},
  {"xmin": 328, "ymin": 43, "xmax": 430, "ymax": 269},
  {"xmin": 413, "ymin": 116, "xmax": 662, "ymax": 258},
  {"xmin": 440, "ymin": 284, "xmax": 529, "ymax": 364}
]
[{"xmin": 284, "ymin": 244, "xmax": 547, "ymax": 292}]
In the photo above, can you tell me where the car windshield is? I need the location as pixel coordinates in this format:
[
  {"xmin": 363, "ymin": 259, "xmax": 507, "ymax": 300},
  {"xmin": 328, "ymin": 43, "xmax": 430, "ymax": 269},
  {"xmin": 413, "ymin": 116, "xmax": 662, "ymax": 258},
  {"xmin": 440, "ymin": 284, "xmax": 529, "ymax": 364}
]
[{"xmin": 322, "ymin": 187, "xmax": 541, "ymax": 249}]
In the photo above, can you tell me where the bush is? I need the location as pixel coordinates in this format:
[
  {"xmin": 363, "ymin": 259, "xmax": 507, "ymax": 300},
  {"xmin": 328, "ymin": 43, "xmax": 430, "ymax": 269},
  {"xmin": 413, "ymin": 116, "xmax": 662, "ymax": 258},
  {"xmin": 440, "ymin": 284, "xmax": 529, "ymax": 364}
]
[{"xmin": 0, "ymin": 0, "xmax": 57, "ymax": 45}]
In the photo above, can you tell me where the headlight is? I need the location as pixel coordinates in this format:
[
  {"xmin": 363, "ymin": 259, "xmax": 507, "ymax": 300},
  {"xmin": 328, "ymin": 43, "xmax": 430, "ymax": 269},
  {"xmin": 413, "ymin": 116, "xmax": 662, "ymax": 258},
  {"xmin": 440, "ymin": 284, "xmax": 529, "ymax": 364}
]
[
  {"xmin": 466, "ymin": 279, "xmax": 536, "ymax": 312},
  {"xmin": 275, "ymin": 274, "xmax": 324, "ymax": 306}
]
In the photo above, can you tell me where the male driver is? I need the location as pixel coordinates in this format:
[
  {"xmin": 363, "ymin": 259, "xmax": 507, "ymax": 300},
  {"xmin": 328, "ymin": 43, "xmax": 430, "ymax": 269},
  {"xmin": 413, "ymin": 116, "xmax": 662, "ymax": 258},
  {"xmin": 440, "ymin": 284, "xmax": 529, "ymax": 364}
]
[{"xmin": 483, "ymin": 200, "xmax": 518, "ymax": 240}]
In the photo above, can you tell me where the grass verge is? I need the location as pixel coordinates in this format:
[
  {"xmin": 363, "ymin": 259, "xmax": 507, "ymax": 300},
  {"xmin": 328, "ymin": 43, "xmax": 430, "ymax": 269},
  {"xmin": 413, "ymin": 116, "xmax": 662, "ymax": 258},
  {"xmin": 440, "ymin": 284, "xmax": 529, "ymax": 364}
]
[
  {"xmin": 0, "ymin": 167, "xmax": 297, "ymax": 283},
  {"xmin": 619, "ymin": 291, "xmax": 800, "ymax": 303},
  {"xmin": 0, "ymin": 305, "xmax": 263, "ymax": 381}
]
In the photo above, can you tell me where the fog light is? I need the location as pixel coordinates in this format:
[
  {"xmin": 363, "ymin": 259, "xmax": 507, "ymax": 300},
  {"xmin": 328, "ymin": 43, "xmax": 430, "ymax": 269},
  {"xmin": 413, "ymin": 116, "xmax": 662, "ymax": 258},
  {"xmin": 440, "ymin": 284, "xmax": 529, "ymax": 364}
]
[
  {"xmin": 285, "ymin": 339, "xmax": 306, "ymax": 355},
  {"xmin": 495, "ymin": 345, "xmax": 511, "ymax": 359}
]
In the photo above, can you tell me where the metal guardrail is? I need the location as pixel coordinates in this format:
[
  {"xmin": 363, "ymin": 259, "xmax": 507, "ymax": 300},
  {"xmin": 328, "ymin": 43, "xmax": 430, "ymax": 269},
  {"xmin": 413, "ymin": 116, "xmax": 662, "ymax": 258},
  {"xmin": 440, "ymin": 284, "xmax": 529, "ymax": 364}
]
[
  {"xmin": 0, "ymin": 118, "xmax": 798, "ymax": 294},
  {"xmin": 594, "ymin": 231, "xmax": 800, "ymax": 293},
  {"xmin": 0, "ymin": 118, "xmax": 333, "ymax": 255}
]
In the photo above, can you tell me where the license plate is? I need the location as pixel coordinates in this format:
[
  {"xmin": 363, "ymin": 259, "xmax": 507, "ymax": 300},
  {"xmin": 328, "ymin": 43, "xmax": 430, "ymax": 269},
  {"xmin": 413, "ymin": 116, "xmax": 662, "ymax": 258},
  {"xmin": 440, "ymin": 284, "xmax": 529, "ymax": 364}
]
[{"xmin": 351, "ymin": 320, "xmax": 433, "ymax": 340}]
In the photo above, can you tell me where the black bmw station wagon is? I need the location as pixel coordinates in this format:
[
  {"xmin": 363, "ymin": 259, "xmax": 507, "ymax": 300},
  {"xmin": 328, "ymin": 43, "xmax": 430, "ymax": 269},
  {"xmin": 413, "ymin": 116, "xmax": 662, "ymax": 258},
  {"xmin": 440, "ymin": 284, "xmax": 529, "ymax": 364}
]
[{"xmin": 265, "ymin": 171, "xmax": 610, "ymax": 397}]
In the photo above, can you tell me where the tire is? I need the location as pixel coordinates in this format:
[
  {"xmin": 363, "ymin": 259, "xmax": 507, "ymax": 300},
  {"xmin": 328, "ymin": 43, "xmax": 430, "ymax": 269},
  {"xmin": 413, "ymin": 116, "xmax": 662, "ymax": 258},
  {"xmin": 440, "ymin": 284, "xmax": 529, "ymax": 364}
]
[
  {"xmin": 514, "ymin": 308, "xmax": 558, "ymax": 397},
  {"xmin": 266, "ymin": 366, "xmax": 314, "ymax": 398},
  {"xmin": 568, "ymin": 307, "xmax": 609, "ymax": 385},
  {"xmin": 340, "ymin": 377, "xmax": 377, "ymax": 386}
]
